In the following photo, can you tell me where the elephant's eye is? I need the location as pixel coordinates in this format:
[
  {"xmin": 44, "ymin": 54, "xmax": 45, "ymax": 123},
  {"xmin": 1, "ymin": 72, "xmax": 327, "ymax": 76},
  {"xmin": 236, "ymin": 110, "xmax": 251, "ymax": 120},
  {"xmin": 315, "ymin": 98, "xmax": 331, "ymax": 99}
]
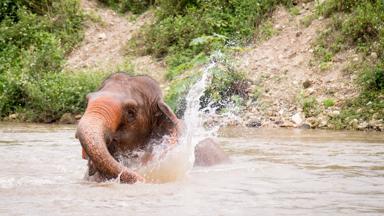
[{"xmin": 127, "ymin": 110, "xmax": 136, "ymax": 122}]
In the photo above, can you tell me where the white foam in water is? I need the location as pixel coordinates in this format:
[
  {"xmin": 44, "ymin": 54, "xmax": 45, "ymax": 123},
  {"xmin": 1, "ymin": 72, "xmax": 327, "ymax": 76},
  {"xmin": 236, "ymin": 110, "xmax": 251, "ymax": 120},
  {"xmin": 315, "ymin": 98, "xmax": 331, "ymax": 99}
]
[
  {"xmin": 137, "ymin": 62, "xmax": 218, "ymax": 183},
  {"xmin": 0, "ymin": 177, "xmax": 57, "ymax": 189}
]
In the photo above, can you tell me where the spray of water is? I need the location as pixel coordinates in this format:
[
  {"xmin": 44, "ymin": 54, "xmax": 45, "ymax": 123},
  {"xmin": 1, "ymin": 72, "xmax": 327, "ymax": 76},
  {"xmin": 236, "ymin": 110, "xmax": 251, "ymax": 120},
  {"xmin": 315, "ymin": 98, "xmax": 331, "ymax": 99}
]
[
  {"xmin": 136, "ymin": 61, "xmax": 220, "ymax": 183},
  {"xmin": 128, "ymin": 50, "xmax": 246, "ymax": 183}
]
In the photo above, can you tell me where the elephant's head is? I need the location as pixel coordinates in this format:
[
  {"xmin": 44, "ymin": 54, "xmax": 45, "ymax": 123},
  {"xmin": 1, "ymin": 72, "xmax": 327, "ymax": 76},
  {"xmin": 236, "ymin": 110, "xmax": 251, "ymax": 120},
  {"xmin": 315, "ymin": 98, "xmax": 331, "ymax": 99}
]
[{"xmin": 76, "ymin": 73, "xmax": 180, "ymax": 183}]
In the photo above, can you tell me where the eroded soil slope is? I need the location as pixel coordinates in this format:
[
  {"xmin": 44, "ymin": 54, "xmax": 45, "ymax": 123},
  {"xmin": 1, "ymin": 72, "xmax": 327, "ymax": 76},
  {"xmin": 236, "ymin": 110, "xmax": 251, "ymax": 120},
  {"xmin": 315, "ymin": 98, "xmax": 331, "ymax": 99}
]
[
  {"xmin": 238, "ymin": 2, "xmax": 360, "ymax": 129},
  {"xmin": 65, "ymin": 0, "xmax": 165, "ymax": 83}
]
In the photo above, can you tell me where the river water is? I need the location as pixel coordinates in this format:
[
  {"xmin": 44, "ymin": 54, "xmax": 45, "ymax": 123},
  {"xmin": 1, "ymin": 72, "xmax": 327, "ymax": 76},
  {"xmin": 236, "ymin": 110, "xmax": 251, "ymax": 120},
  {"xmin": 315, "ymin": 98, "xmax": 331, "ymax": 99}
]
[{"xmin": 0, "ymin": 123, "xmax": 383, "ymax": 216}]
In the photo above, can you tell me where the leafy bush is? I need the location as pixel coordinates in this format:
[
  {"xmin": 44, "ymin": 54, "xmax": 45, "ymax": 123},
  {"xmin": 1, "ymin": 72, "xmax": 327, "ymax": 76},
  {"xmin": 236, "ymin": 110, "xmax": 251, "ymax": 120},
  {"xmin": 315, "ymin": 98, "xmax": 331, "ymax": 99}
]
[
  {"xmin": 23, "ymin": 72, "xmax": 107, "ymax": 122},
  {"xmin": 201, "ymin": 62, "xmax": 249, "ymax": 109},
  {"xmin": 165, "ymin": 52, "xmax": 250, "ymax": 117},
  {"xmin": 0, "ymin": 0, "xmax": 86, "ymax": 121},
  {"xmin": 97, "ymin": 0, "xmax": 154, "ymax": 14},
  {"xmin": 134, "ymin": 0, "xmax": 293, "ymax": 69},
  {"xmin": 316, "ymin": 0, "xmax": 384, "ymax": 59},
  {"xmin": 301, "ymin": 97, "xmax": 319, "ymax": 118},
  {"xmin": 319, "ymin": 0, "xmax": 375, "ymax": 17},
  {"xmin": 0, "ymin": 0, "xmax": 84, "ymax": 75},
  {"xmin": 361, "ymin": 66, "xmax": 384, "ymax": 91}
]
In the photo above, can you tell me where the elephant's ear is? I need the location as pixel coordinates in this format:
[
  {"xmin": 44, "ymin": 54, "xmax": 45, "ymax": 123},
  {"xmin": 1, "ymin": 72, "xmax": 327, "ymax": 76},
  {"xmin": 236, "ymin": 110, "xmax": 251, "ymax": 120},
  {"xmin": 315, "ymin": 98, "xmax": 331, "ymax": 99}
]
[
  {"xmin": 157, "ymin": 100, "xmax": 179, "ymax": 126},
  {"xmin": 154, "ymin": 100, "xmax": 183, "ymax": 138}
]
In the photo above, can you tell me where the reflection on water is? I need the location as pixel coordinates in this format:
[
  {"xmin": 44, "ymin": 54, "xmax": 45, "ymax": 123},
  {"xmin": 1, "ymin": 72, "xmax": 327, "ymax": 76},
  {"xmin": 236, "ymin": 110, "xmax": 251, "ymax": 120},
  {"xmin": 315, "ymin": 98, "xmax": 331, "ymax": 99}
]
[{"xmin": 0, "ymin": 123, "xmax": 383, "ymax": 216}]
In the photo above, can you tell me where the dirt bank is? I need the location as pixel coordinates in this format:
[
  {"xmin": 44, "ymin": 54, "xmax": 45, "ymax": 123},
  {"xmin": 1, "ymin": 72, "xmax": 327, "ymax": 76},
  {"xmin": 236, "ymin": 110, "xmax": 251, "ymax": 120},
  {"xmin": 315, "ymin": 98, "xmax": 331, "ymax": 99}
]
[
  {"xmin": 65, "ymin": 0, "xmax": 165, "ymax": 83},
  {"xmin": 235, "ymin": 2, "xmax": 382, "ymax": 130}
]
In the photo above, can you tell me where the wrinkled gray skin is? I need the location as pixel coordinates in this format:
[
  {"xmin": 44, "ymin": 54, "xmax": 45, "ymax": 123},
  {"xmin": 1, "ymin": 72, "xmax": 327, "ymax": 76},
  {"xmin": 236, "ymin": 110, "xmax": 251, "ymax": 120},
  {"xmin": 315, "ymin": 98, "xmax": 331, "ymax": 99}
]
[{"xmin": 76, "ymin": 72, "xmax": 229, "ymax": 184}]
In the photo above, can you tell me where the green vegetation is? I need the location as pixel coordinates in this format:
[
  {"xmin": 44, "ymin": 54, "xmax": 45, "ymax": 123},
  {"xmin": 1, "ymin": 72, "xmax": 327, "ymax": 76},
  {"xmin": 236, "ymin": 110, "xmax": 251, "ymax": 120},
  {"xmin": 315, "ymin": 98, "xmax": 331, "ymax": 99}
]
[
  {"xmin": 201, "ymin": 55, "xmax": 249, "ymax": 109},
  {"xmin": 2, "ymin": 0, "xmax": 381, "ymax": 130},
  {"xmin": 288, "ymin": 6, "xmax": 300, "ymax": 16},
  {"xmin": 3, "ymin": 71, "xmax": 108, "ymax": 122},
  {"xmin": 0, "ymin": 0, "xmax": 294, "ymax": 122},
  {"xmin": 314, "ymin": 0, "xmax": 384, "ymax": 128},
  {"xmin": 164, "ymin": 71, "xmax": 201, "ymax": 117},
  {"xmin": 329, "ymin": 64, "xmax": 384, "ymax": 129},
  {"xmin": 165, "ymin": 52, "xmax": 249, "ymax": 117},
  {"xmin": 165, "ymin": 53, "xmax": 208, "ymax": 81},
  {"xmin": 130, "ymin": 0, "xmax": 295, "ymax": 116},
  {"xmin": 0, "ymin": 0, "xmax": 108, "ymax": 122},
  {"xmin": 302, "ymin": 96, "xmax": 319, "ymax": 117},
  {"xmin": 97, "ymin": 0, "xmax": 154, "ymax": 14},
  {"xmin": 254, "ymin": 19, "xmax": 278, "ymax": 42},
  {"xmin": 322, "ymin": 98, "xmax": 335, "ymax": 108},
  {"xmin": 315, "ymin": 0, "xmax": 384, "ymax": 61},
  {"xmin": 132, "ymin": 0, "xmax": 294, "ymax": 70}
]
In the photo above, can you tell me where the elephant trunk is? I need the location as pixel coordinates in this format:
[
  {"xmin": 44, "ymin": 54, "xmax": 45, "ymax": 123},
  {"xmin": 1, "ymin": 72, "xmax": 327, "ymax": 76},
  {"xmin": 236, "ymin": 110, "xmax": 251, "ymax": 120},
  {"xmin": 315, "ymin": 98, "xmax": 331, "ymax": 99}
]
[{"xmin": 76, "ymin": 97, "xmax": 142, "ymax": 183}]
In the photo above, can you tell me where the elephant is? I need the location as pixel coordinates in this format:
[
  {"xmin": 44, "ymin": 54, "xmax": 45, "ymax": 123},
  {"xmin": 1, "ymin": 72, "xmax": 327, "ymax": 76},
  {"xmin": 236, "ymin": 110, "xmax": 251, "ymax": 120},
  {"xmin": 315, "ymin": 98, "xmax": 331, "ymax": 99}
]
[
  {"xmin": 194, "ymin": 138, "xmax": 230, "ymax": 167},
  {"xmin": 76, "ymin": 72, "xmax": 228, "ymax": 184}
]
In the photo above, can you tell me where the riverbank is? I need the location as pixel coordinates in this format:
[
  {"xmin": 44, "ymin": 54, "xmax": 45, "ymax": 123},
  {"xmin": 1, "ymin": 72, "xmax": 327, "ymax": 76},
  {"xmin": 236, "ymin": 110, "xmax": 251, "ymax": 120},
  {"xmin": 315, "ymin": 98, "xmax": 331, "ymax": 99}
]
[
  {"xmin": 235, "ymin": 3, "xmax": 383, "ymax": 131},
  {"xmin": 1, "ymin": 0, "xmax": 382, "ymax": 131}
]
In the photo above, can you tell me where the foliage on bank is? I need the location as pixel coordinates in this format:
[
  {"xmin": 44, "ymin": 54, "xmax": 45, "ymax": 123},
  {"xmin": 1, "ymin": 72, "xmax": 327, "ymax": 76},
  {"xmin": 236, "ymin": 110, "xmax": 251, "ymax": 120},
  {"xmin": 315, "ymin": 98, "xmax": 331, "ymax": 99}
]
[
  {"xmin": 130, "ymin": 0, "xmax": 294, "ymax": 115},
  {"xmin": 0, "ymin": 0, "xmax": 105, "ymax": 122},
  {"xmin": 165, "ymin": 52, "xmax": 250, "ymax": 117},
  {"xmin": 133, "ymin": 0, "xmax": 293, "ymax": 68},
  {"xmin": 313, "ymin": 0, "xmax": 384, "ymax": 129},
  {"xmin": 97, "ymin": 0, "xmax": 154, "ymax": 14}
]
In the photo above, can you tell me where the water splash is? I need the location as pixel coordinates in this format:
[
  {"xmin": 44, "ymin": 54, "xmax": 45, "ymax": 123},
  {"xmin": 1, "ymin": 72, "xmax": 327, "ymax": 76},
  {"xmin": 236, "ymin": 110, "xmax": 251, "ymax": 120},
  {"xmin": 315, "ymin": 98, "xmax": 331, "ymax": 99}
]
[{"xmin": 137, "ymin": 61, "xmax": 219, "ymax": 183}]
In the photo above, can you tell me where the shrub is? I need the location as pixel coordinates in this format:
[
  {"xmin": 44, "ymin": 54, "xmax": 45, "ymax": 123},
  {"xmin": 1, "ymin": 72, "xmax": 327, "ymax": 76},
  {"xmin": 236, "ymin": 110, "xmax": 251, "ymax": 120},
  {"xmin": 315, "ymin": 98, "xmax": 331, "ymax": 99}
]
[
  {"xmin": 300, "ymin": 96, "xmax": 319, "ymax": 117},
  {"xmin": 201, "ymin": 63, "xmax": 249, "ymax": 109},
  {"xmin": 316, "ymin": 0, "xmax": 384, "ymax": 58},
  {"xmin": 361, "ymin": 66, "xmax": 384, "ymax": 91},
  {"xmin": 165, "ymin": 53, "xmax": 208, "ymax": 80},
  {"xmin": 165, "ymin": 52, "xmax": 250, "ymax": 117},
  {"xmin": 25, "ymin": 72, "xmax": 107, "ymax": 122},
  {"xmin": 0, "ymin": 0, "xmax": 85, "ymax": 121},
  {"xmin": 135, "ymin": 0, "xmax": 293, "ymax": 69},
  {"xmin": 0, "ymin": 0, "xmax": 84, "ymax": 75},
  {"xmin": 97, "ymin": 0, "xmax": 154, "ymax": 14},
  {"xmin": 0, "ymin": 70, "xmax": 108, "ymax": 122}
]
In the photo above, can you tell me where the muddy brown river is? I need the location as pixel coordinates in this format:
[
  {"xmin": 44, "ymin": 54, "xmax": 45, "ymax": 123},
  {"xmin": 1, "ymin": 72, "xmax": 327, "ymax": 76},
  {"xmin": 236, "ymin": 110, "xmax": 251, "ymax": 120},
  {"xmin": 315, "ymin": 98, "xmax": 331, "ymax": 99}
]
[{"xmin": 0, "ymin": 123, "xmax": 383, "ymax": 216}]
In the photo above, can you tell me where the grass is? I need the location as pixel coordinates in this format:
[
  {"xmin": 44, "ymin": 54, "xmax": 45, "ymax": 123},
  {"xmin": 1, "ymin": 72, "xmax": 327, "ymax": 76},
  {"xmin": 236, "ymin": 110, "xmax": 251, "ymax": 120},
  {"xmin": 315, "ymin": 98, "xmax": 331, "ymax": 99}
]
[
  {"xmin": 254, "ymin": 19, "xmax": 278, "ymax": 43},
  {"xmin": 311, "ymin": 0, "xmax": 384, "ymax": 129},
  {"xmin": 289, "ymin": 6, "xmax": 300, "ymax": 16},
  {"xmin": 300, "ymin": 13, "xmax": 317, "ymax": 27},
  {"xmin": 84, "ymin": 9, "xmax": 107, "ymax": 26},
  {"xmin": 322, "ymin": 98, "xmax": 335, "ymax": 108}
]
